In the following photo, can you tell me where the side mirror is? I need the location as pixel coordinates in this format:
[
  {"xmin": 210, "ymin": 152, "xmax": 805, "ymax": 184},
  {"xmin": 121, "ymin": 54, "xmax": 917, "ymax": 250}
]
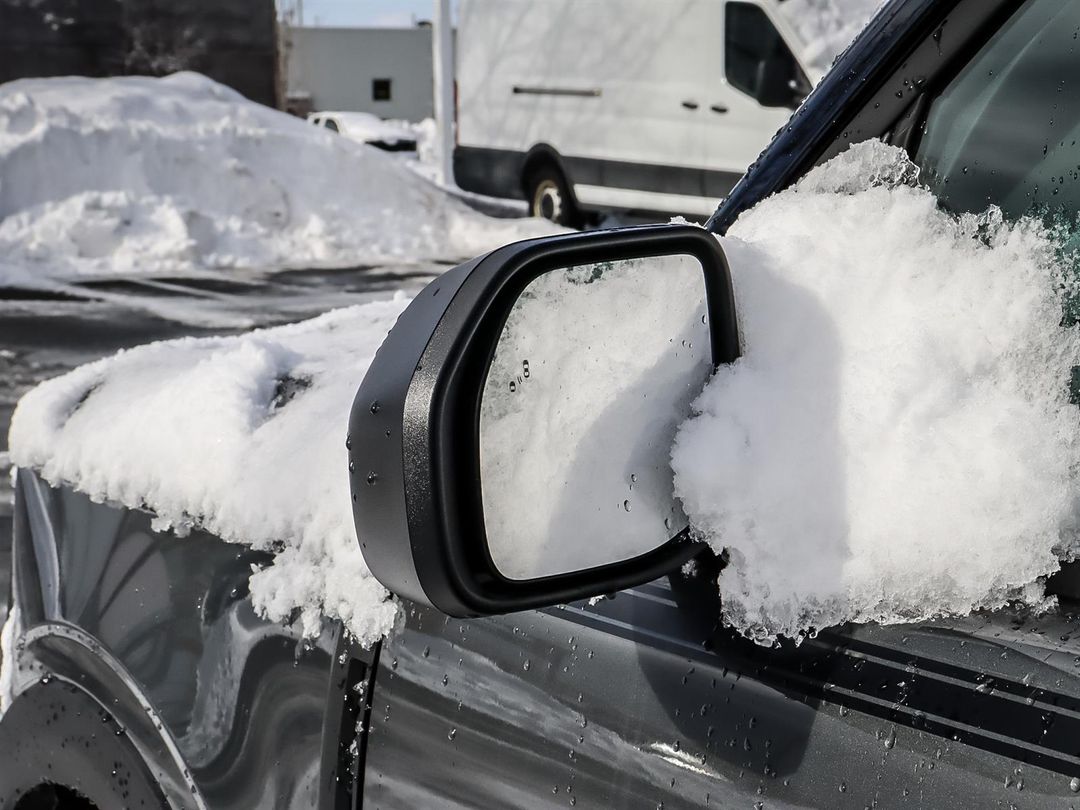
[{"xmin": 349, "ymin": 224, "xmax": 739, "ymax": 617}]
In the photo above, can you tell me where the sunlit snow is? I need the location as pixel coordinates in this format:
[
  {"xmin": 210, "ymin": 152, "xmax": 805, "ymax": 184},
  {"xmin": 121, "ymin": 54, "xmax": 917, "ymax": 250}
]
[{"xmin": 674, "ymin": 140, "xmax": 1080, "ymax": 645}]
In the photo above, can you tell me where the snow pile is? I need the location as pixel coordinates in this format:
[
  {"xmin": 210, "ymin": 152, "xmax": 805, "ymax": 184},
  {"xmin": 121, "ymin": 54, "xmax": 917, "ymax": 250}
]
[
  {"xmin": 778, "ymin": 0, "xmax": 884, "ymax": 72},
  {"xmin": 480, "ymin": 256, "xmax": 711, "ymax": 579},
  {"xmin": 9, "ymin": 297, "xmax": 412, "ymax": 643},
  {"xmin": 673, "ymin": 140, "xmax": 1080, "ymax": 644},
  {"xmin": 0, "ymin": 73, "xmax": 559, "ymax": 284}
]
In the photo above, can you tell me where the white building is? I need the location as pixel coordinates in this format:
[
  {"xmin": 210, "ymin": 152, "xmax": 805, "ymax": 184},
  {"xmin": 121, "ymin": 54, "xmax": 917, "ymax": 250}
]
[{"xmin": 285, "ymin": 25, "xmax": 447, "ymax": 122}]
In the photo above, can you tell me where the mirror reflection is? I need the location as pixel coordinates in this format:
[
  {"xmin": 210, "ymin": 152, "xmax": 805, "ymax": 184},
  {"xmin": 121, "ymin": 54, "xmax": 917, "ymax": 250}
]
[{"xmin": 480, "ymin": 253, "xmax": 712, "ymax": 580}]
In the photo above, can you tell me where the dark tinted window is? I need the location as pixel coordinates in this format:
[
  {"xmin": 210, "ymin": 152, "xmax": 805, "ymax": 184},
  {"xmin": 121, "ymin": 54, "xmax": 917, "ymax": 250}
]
[
  {"xmin": 916, "ymin": 0, "xmax": 1080, "ymax": 224},
  {"xmin": 323, "ymin": 117, "xmax": 339, "ymax": 133},
  {"xmin": 725, "ymin": 2, "xmax": 809, "ymax": 108},
  {"xmin": 372, "ymin": 78, "xmax": 392, "ymax": 101}
]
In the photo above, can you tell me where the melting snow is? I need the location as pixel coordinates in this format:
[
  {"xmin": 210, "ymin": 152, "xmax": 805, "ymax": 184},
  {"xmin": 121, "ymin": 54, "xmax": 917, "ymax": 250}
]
[
  {"xmin": 9, "ymin": 298, "xmax": 411, "ymax": 643},
  {"xmin": 674, "ymin": 140, "xmax": 1080, "ymax": 644},
  {"xmin": 0, "ymin": 72, "xmax": 560, "ymax": 285}
]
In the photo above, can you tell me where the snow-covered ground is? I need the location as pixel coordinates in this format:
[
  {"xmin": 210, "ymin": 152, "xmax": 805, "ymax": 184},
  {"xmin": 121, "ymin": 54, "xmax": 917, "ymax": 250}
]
[
  {"xmin": 12, "ymin": 141, "xmax": 1080, "ymax": 648},
  {"xmin": 0, "ymin": 73, "xmax": 560, "ymax": 288}
]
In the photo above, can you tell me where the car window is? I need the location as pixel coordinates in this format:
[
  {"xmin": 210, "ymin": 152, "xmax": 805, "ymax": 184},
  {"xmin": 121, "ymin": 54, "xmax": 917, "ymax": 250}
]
[
  {"xmin": 323, "ymin": 117, "xmax": 340, "ymax": 133},
  {"xmin": 724, "ymin": 1, "xmax": 809, "ymax": 108},
  {"xmin": 915, "ymin": 0, "xmax": 1080, "ymax": 226}
]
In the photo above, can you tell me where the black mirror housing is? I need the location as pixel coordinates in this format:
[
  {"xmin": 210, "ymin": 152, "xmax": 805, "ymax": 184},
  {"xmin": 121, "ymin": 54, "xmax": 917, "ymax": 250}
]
[{"xmin": 348, "ymin": 224, "xmax": 740, "ymax": 617}]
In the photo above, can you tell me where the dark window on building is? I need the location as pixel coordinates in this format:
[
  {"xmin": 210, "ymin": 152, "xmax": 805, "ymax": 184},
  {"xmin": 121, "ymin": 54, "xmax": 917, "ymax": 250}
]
[
  {"xmin": 373, "ymin": 78, "xmax": 392, "ymax": 102},
  {"xmin": 724, "ymin": 3, "xmax": 809, "ymax": 109}
]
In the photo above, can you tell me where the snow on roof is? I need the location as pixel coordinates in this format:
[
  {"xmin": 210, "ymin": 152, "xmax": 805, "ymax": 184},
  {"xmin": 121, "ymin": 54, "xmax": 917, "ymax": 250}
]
[
  {"xmin": 0, "ymin": 72, "xmax": 559, "ymax": 285},
  {"xmin": 10, "ymin": 297, "xmax": 411, "ymax": 643}
]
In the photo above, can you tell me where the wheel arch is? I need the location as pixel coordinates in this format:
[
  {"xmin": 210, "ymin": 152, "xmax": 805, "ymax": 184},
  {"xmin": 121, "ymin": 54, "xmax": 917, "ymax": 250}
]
[
  {"xmin": 7, "ymin": 621, "xmax": 207, "ymax": 810},
  {"xmin": 519, "ymin": 143, "xmax": 577, "ymax": 204}
]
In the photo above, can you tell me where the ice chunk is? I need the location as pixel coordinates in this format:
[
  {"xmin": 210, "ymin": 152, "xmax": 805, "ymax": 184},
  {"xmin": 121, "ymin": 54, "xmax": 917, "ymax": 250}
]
[{"xmin": 673, "ymin": 140, "xmax": 1080, "ymax": 645}]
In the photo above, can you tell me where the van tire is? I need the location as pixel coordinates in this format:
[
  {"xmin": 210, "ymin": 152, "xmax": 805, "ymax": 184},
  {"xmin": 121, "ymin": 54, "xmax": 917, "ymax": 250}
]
[
  {"xmin": 0, "ymin": 682, "xmax": 166, "ymax": 809},
  {"xmin": 525, "ymin": 164, "xmax": 582, "ymax": 228}
]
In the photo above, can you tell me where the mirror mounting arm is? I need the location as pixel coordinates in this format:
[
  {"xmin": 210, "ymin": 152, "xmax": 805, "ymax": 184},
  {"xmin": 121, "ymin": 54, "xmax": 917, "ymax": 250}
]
[{"xmin": 349, "ymin": 224, "xmax": 740, "ymax": 617}]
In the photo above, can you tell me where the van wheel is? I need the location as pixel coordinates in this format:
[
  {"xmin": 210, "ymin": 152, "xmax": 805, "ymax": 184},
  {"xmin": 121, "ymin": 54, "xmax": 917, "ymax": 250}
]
[{"xmin": 526, "ymin": 165, "xmax": 582, "ymax": 228}]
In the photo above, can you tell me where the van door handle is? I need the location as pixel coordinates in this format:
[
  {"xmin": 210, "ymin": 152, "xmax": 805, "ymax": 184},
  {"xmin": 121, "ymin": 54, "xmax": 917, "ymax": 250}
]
[
  {"xmin": 681, "ymin": 100, "xmax": 699, "ymax": 110},
  {"xmin": 710, "ymin": 104, "xmax": 729, "ymax": 114}
]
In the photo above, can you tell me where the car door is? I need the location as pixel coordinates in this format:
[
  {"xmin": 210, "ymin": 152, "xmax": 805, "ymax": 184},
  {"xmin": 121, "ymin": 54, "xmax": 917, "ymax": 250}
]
[{"xmin": 361, "ymin": 0, "xmax": 1080, "ymax": 806}]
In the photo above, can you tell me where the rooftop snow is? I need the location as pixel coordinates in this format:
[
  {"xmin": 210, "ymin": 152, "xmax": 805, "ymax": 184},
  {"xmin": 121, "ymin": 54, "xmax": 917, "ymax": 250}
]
[{"xmin": 0, "ymin": 73, "xmax": 559, "ymax": 286}]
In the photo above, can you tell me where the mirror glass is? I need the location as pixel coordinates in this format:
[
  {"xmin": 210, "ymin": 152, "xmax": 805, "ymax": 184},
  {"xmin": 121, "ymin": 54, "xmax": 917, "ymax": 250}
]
[{"xmin": 479, "ymin": 253, "xmax": 712, "ymax": 580}]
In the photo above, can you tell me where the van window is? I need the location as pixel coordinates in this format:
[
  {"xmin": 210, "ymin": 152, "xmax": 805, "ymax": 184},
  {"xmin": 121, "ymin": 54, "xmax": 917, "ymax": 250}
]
[
  {"xmin": 724, "ymin": 2, "xmax": 809, "ymax": 108},
  {"xmin": 323, "ymin": 118, "xmax": 340, "ymax": 133},
  {"xmin": 915, "ymin": 0, "xmax": 1080, "ymax": 225}
]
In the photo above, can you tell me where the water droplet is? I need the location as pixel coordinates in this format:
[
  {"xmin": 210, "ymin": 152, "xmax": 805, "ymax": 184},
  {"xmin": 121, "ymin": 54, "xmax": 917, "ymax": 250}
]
[
  {"xmin": 623, "ymin": 499, "xmax": 632, "ymax": 512},
  {"xmin": 442, "ymin": 674, "xmax": 449, "ymax": 686},
  {"xmin": 523, "ymin": 659, "xmax": 531, "ymax": 671},
  {"xmin": 345, "ymin": 434, "xmax": 352, "ymax": 450},
  {"xmin": 447, "ymin": 727, "xmax": 457, "ymax": 741},
  {"xmin": 366, "ymin": 472, "xmax": 378, "ymax": 485},
  {"xmin": 370, "ymin": 400, "xmax": 380, "ymax": 414},
  {"xmin": 884, "ymin": 730, "xmax": 896, "ymax": 750},
  {"xmin": 839, "ymin": 781, "xmax": 847, "ymax": 793},
  {"xmin": 422, "ymin": 646, "xmax": 430, "ymax": 658},
  {"xmin": 1069, "ymin": 776, "xmax": 1080, "ymax": 792}
]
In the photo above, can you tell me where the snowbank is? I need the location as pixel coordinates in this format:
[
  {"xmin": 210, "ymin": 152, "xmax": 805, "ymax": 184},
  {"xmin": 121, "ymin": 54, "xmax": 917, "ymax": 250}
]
[
  {"xmin": 0, "ymin": 73, "xmax": 559, "ymax": 284},
  {"xmin": 9, "ymin": 298, "xmax": 411, "ymax": 643},
  {"xmin": 674, "ymin": 140, "xmax": 1080, "ymax": 644}
]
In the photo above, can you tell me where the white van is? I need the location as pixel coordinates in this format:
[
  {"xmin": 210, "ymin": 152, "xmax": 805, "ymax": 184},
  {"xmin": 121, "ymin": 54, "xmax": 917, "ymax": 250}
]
[{"xmin": 454, "ymin": 0, "xmax": 820, "ymax": 225}]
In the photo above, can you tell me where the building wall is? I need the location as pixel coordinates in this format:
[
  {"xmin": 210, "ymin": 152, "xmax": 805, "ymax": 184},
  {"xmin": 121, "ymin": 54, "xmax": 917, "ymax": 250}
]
[
  {"xmin": 0, "ymin": 0, "xmax": 279, "ymax": 107},
  {"xmin": 286, "ymin": 26, "xmax": 440, "ymax": 122}
]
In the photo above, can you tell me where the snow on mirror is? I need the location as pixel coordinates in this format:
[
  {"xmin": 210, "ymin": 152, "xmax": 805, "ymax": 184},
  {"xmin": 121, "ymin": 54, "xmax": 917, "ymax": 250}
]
[{"xmin": 479, "ymin": 254, "xmax": 712, "ymax": 580}]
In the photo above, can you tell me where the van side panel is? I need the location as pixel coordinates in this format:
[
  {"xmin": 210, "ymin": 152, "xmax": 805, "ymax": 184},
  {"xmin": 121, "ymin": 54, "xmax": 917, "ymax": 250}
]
[{"xmin": 455, "ymin": 0, "xmax": 795, "ymax": 215}]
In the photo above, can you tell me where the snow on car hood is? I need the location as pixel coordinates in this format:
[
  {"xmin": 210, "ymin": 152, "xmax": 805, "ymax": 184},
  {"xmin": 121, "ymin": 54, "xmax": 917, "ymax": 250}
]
[
  {"xmin": 673, "ymin": 140, "xmax": 1080, "ymax": 644},
  {"xmin": 0, "ymin": 72, "xmax": 560, "ymax": 285},
  {"xmin": 9, "ymin": 297, "xmax": 411, "ymax": 643}
]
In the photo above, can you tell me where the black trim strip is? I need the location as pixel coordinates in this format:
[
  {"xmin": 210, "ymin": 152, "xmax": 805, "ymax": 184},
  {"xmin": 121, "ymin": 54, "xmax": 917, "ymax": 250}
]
[
  {"xmin": 512, "ymin": 86, "xmax": 601, "ymax": 98},
  {"xmin": 551, "ymin": 589, "xmax": 1080, "ymax": 778},
  {"xmin": 453, "ymin": 145, "xmax": 742, "ymax": 209}
]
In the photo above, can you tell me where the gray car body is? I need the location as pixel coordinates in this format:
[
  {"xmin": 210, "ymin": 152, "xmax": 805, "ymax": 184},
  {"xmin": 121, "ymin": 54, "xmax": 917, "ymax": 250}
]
[{"xmin": 6, "ymin": 0, "xmax": 1080, "ymax": 807}]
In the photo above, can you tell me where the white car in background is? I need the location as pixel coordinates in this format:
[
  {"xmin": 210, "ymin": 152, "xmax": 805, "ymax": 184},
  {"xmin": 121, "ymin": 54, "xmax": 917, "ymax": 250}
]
[{"xmin": 307, "ymin": 110, "xmax": 417, "ymax": 152}]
